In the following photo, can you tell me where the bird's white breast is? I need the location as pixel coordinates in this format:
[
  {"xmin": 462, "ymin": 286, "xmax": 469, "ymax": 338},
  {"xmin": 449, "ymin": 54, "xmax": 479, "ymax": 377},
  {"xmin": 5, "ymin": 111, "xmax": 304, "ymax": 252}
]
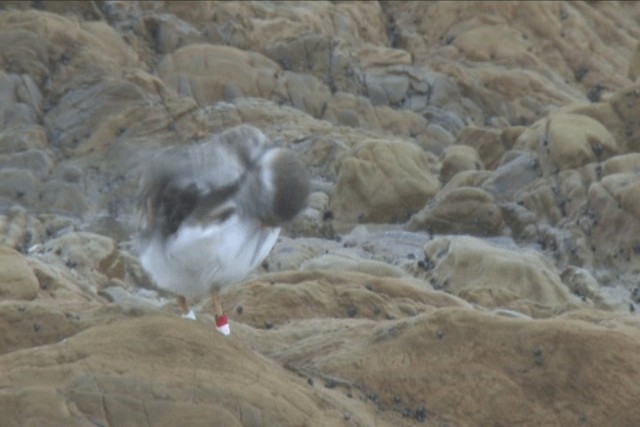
[{"xmin": 139, "ymin": 216, "xmax": 280, "ymax": 300}]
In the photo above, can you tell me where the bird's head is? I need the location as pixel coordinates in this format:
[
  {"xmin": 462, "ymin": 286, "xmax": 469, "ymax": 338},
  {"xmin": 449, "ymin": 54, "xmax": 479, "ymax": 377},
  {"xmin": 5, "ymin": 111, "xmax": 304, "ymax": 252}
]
[{"xmin": 240, "ymin": 147, "xmax": 310, "ymax": 226}]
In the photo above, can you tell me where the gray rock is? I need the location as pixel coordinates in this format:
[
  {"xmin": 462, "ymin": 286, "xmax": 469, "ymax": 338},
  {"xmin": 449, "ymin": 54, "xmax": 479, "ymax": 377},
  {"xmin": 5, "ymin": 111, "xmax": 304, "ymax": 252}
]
[
  {"xmin": 0, "ymin": 168, "xmax": 41, "ymax": 209},
  {"xmin": 0, "ymin": 149, "xmax": 54, "ymax": 179}
]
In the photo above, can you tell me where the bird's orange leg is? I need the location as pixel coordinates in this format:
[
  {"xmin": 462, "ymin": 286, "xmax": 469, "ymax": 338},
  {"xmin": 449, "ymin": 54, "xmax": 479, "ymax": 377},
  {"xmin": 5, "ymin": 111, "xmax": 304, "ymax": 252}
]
[
  {"xmin": 178, "ymin": 295, "xmax": 196, "ymax": 320},
  {"xmin": 177, "ymin": 295, "xmax": 189, "ymax": 314}
]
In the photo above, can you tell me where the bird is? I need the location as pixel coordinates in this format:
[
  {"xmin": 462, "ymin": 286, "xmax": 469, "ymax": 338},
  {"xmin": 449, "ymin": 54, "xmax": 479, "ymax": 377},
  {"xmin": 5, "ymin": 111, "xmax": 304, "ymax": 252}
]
[{"xmin": 135, "ymin": 125, "xmax": 310, "ymax": 335}]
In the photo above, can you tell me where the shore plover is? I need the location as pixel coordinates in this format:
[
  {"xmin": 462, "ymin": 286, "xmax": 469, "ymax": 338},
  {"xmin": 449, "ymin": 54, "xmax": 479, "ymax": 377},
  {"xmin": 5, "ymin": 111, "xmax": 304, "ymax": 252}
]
[{"xmin": 136, "ymin": 125, "xmax": 309, "ymax": 335}]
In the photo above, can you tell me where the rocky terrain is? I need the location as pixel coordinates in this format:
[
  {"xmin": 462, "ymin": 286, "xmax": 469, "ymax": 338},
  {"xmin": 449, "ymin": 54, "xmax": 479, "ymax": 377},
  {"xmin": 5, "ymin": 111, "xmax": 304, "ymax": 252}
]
[{"xmin": 1, "ymin": 1, "xmax": 640, "ymax": 426}]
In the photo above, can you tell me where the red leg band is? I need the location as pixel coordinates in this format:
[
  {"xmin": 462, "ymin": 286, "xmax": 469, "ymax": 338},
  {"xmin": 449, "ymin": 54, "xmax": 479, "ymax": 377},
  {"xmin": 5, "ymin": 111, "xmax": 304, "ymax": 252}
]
[{"xmin": 215, "ymin": 314, "xmax": 229, "ymax": 328}]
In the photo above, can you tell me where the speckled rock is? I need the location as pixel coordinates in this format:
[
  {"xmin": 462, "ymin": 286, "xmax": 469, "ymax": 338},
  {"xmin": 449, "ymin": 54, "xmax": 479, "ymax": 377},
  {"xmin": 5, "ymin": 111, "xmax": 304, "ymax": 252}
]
[
  {"xmin": 587, "ymin": 172, "xmax": 640, "ymax": 270},
  {"xmin": 423, "ymin": 236, "xmax": 580, "ymax": 316},
  {"xmin": 38, "ymin": 232, "xmax": 126, "ymax": 292},
  {"xmin": 515, "ymin": 113, "xmax": 618, "ymax": 176},
  {"xmin": 0, "ymin": 207, "xmax": 44, "ymax": 251},
  {"xmin": 223, "ymin": 270, "xmax": 470, "ymax": 328},
  {"xmin": 383, "ymin": 1, "xmax": 640, "ymax": 124},
  {"xmin": 244, "ymin": 309, "xmax": 640, "ymax": 427},
  {"xmin": 408, "ymin": 187, "xmax": 504, "ymax": 236}
]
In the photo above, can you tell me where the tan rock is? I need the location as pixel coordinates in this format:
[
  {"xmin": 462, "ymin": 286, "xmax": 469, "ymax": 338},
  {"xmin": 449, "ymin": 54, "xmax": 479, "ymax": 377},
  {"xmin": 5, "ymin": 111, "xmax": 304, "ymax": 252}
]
[
  {"xmin": 0, "ymin": 207, "xmax": 44, "ymax": 252},
  {"xmin": 511, "ymin": 164, "xmax": 606, "ymax": 270},
  {"xmin": 263, "ymin": 32, "xmax": 334, "ymax": 80},
  {"xmin": 0, "ymin": 0, "xmax": 103, "ymax": 19},
  {"xmin": 587, "ymin": 172, "xmax": 640, "ymax": 270},
  {"xmin": 547, "ymin": 113, "xmax": 617, "ymax": 165},
  {"xmin": 457, "ymin": 126, "xmax": 503, "ymax": 170},
  {"xmin": 0, "ymin": 246, "xmax": 39, "ymax": 301},
  {"xmin": 408, "ymin": 187, "xmax": 504, "ymax": 236},
  {"xmin": 323, "ymin": 92, "xmax": 382, "ymax": 130},
  {"xmin": 439, "ymin": 144, "xmax": 483, "ymax": 183},
  {"xmin": 0, "ymin": 315, "xmax": 356, "ymax": 427},
  {"xmin": 602, "ymin": 153, "xmax": 640, "ymax": 176},
  {"xmin": 300, "ymin": 254, "xmax": 409, "ymax": 279},
  {"xmin": 158, "ymin": 44, "xmax": 285, "ymax": 107},
  {"xmin": 608, "ymin": 82, "xmax": 640, "ymax": 153},
  {"xmin": 628, "ymin": 40, "xmax": 640, "ymax": 80},
  {"xmin": 0, "ymin": 301, "xmax": 81, "ymax": 355},
  {"xmin": 556, "ymin": 83, "xmax": 640, "ymax": 161},
  {"xmin": 0, "ymin": 10, "xmax": 139, "ymax": 90},
  {"xmin": 223, "ymin": 270, "xmax": 469, "ymax": 329},
  {"xmin": 458, "ymin": 126, "xmax": 525, "ymax": 170},
  {"xmin": 438, "ymin": 169, "xmax": 492, "ymax": 194},
  {"xmin": 559, "ymin": 101, "xmax": 628, "ymax": 150},
  {"xmin": 562, "ymin": 71, "xmax": 640, "ymax": 146},
  {"xmin": 43, "ymin": 79, "xmax": 151, "ymax": 157},
  {"xmin": 2, "ymin": 3, "xmax": 640, "ymax": 426},
  {"xmin": 252, "ymin": 309, "xmax": 640, "ymax": 427},
  {"xmin": 423, "ymin": 236, "xmax": 579, "ymax": 316},
  {"xmin": 383, "ymin": 1, "xmax": 637, "ymax": 122},
  {"xmin": 515, "ymin": 113, "xmax": 618, "ymax": 176},
  {"xmin": 358, "ymin": 46, "xmax": 413, "ymax": 69},
  {"xmin": 39, "ymin": 232, "xmax": 126, "ymax": 291},
  {"xmin": 365, "ymin": 68, "xmax": 411, "ymax": 106},
  {"xmin": 26, "ymin": 257, "xmax": 89, "ymax": 301},
  {"xmin": 229, "ymin": 98, "xmax": 334, "ymax": 140},
  {"xmin": 331, "ymin": 139, "xmax": 440, "ymax": 223},
  {"xmin": 372, "ymin": 106, "xmax": 430, "ymax": 140},
  {"xmin": 160, "ymin": 0, "xmax": 387, "ymax": 49},
  {"xmin": 282, "ymin": 71, "xmax": 332, "ymax": 118},
  {"xmin": 560, "ymin": 266, "xmax": 629, "ymax": 311},
  {"xmin": 252, "ymin": 1, "xmax": 387, "ymax": 48},
  {"xmin": 512, "ymin": 177, "xmax": 565, "ymax": 227}
]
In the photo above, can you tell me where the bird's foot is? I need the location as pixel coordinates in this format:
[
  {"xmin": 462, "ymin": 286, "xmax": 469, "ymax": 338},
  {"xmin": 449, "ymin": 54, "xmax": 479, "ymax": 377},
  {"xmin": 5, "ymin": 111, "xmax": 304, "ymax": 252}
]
[
  {"xmin": 182, "ymin": 309, "xmax": 197, "ymax": 321},
  {"xmin": 215, "ymin": 314, "xmax": 230, "ymax": 336}
]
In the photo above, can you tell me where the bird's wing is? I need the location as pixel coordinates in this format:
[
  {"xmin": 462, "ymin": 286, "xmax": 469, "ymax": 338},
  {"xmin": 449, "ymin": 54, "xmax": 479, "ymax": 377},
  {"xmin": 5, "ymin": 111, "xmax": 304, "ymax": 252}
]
[
  {"xmin": 136, "ymin": 125, "xmax": 273, "ymax": 238},
  {"xmin": 137, "ymin": 143, "xmax": 246, "ymax": 238}
]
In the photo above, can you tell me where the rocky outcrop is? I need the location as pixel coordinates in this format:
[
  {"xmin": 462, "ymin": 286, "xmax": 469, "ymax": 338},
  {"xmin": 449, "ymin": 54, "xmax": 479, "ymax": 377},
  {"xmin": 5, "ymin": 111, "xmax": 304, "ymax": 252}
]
[
  {"xmin": 1, "ymin": 2, "xmax": 640, "ymax": 426},
  {"xmin": 0, "ymin": 246, "xmax": 39, "ymax": 301},
  {"xmin": 331, "ymin": 138, "xmax": 440, "ymax": 223}
]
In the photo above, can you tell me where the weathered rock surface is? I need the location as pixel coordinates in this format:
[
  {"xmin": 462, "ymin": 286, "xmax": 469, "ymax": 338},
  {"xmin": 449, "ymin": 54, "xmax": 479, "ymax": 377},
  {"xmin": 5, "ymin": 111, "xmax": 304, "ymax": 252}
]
[
  {"xmin": 423, "ymin": 236, "xmax": 581, "ymax": 317},
  {"xmin": 0, "ymin": 246, "xmax": 39, "ymax": 301},
  {"xmin": 408, "ymin": 187, "xmax": 504, "ymax": 236},
  {"xmin": 331, "ymin": 138, "xmax": 440, "ymax": 223},
  {"xmin": 1, "ymin": 2, "xmax": 640, "ymax": 426},
  {"xmin": 243, "ymin": 309, "xmax": 640, "ymax": 427},
  {"xmin": 0, "ymin": 315, "xmax": 359, "ymax": 427}
]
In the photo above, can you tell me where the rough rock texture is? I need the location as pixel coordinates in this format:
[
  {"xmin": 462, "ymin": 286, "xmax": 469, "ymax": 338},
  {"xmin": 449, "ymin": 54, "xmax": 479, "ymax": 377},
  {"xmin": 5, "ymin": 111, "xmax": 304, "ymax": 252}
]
[
  {"xmin": 1, "ymin": 2, "xmax": 640, "ymax": 426},
  {"xmin": 408, "ymin": 187, "xmax": 504, "ymax": 236},
  {"xmin": 423, "ymin": 236, "xmax": 581, "ymax": 317},
  {"xmin": 0, "ymin": 246, "xmax": 39, "ymax": 300},
  {"xmin": 242, "ymin": 309, "xmax": 640, "ymax": 427},
  {"xmin": 331, "ymin": 138, "xmax": 440, "ymax": 223},
  {"xmin": 0, "ymin": 315, "xmax": 357, "ymax": 427}
]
